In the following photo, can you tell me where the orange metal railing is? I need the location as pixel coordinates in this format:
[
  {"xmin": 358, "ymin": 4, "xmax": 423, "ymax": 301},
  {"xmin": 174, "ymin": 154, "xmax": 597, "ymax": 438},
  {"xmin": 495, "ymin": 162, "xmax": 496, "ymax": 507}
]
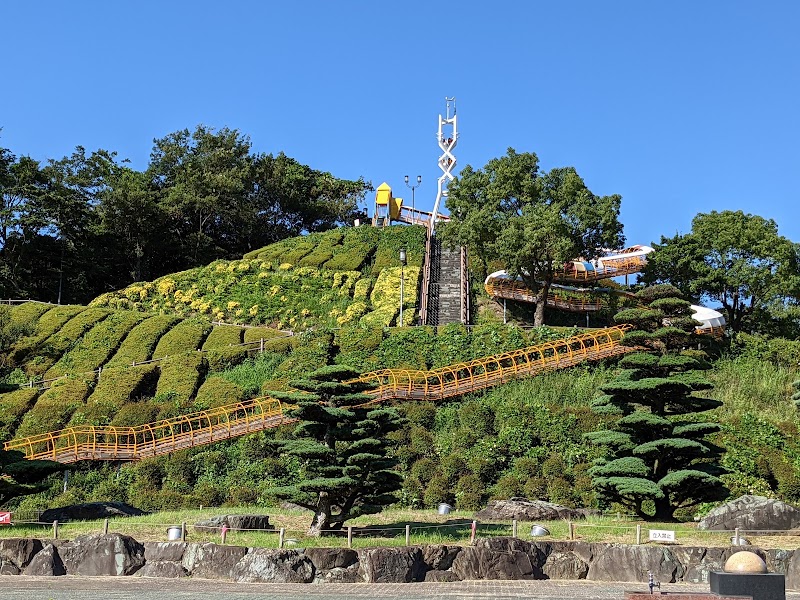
[{"xmin": 5, "ymin": 326, "xmax": 634, "ymax": 464}]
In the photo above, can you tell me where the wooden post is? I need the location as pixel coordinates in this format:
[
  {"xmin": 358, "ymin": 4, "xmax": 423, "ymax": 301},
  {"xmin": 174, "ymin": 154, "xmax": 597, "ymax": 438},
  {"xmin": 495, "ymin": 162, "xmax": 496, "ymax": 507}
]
[
  {"xmin": 103, "ymin": 518, "xmax": 109, "ymax": 535},
  {"xmin": 347, "ymin": 526, "xmax": 353, "ymax": 549},
  {"xmin": 53, "ymin": 520, "xmax": 59, "ymax": 540},
  {"xmin": 279, "ymin": 528, "xmax": 285, "ymax": 548},
  {"xmin": 568, "ymin": 520, "xmax": 575, "ymax": 540},
  {"xmin": 636, "ymin": 524, "xmax": 641, "ymax": 545},
  {"xmin": 405, "ymin": 524, "xmax": 411, "ymax": 546},
  {"xmin": 734, "ymin": 527, "xmax": 740, "ymax": 546},
  {"xmin": 260, "ymin": 338, "xmax": 264, "ymax": 353},
  {"xmin": 470, "ymin": 521, "xmax": 477, "ymax": 544},
  {"xmin": 512, "ymin": 519, "xmax": 518, "ymax": 538},
  {"xmin": 181, "ymin": 521, "xmax": 187, "ymax": 542},
  {"xmin": 221, "ymin": 527, "xmax": 228, "ymax": 545}
]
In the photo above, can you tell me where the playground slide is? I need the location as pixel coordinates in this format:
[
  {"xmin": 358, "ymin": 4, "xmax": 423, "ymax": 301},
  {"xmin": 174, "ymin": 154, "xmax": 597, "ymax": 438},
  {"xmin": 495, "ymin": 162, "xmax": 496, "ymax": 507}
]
[{"xmin": 6, "ymin": 326, "xmax": 634, "ymax": 464}]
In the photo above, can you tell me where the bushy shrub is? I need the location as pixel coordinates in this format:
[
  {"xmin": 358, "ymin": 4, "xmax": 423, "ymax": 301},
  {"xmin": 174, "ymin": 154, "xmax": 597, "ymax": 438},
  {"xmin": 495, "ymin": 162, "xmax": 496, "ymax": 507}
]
[
  {"xmin": 202, "ymin": 326, "xmax": 244, "ymax": 349},
  {"xmin": 84, "ymin": 364, "xmax": 160, "ymax": 417},
  {"xmin": 262, "ymin": 336, "xmax": 298, "ymax": 354},
  {"xmin": 110, "ymin": 402, "xmax": 161, "ymax": 427},
  {"xmin": 455, "ymin": 474, "xmax": 485, "ymax": 510},
  {"xmin": 243, "ymin": 327, "xmax": 286, "ymax": 343},
  {"xmin": 155, "ymin": 353, "xmax": 207, "ymax": 401},
  {"xmin": 0, "ymin": 388, "xmax": 39, "ymax": 440},
  {"xmin": 372, "ymin": 225, "xmax": 425, "ymax": 270},
  {"xmin": 206, "ymin": 346, "xmax": 249, "ymax": 372},
  {"xmin": 15, "ymin": 377, "xmax": 92, "ymax": 437},
  {"xmin": 107, "ymin": 314, "xmax": 181, "ymax": 366},
  {"xmin": 374, "ymin": 327, "xmax": 435, "ymax": 370},
  {"xmin": 423, "ymin": 474, "xmax": 454, "ymax": 507},
  {"xmin": 333, "ymin": 326, "xmax": 383, "ymax": 372},
  {"xmin": 11, "ymin": 305, "xmax": 85, "ymax": 362},
  {"xmin": 275, "ymin": 330, "xmax": 332, "ymax": 378},
  {"xmin": 152, "ymin": 318, "xmax": 213, "ymax": 360},
  {"xmin": 43, "ymin": 308, "xmax": 112, "ymax": 356},
  {"xmin": 194, "ymin": 377, "xmax": 247, "ymax": 410},
  {"xmin": 10, "ymin": 302, "xmax": 52, "ymax": 329},
  {"xmin": 217, "ymin": 352, "xmax": 286, "ymax": 395}
]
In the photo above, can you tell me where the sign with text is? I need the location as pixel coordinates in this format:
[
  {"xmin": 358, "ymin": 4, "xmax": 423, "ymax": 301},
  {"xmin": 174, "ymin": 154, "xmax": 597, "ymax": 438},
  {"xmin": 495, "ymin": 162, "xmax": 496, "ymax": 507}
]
[
  {"xmin": 649, "ymin": 529, "xmax": 675, "ymax": 542},
  {"xmin": 0, "ymin": 511, "xmax": 11, "ymax": 525}
]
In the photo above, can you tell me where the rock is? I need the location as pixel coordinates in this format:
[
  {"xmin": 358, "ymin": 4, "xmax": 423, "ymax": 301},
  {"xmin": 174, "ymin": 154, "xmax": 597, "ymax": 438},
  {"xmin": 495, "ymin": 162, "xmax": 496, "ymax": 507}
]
[
  {"xmin": 672, "ymin": 546, "xmax": 730, "ymax": 584},
  {"xmin": 698, "ymin": 495, "xmax": 800, "ymax": 531},
  {"xmin": 451, "ymin": 546, "xmax": 534, "ymax": 580},
  {"xmin": 182, "ymin": 543, "xmax": 248, "ymax": 579},
  {"xmin": 724, "ymin": 550, "xmax": 768, "ymax": 573},
  {"xmin": 765, "ymin": 548, "xmax": 794, "ymax": 575},
  {"xmin": 425, "ymin": 569, "xmax": 461, "ymax": 582},
  {"xmin": 23, "ymin": 544, "xmax": 65, "ymax": 576},
  {"xmin": 0, "ymin": 538, "xmax": 43, "ymax": 574},
  {"xmin": 304, "ymin": 547, "xmax": 358, "ymax": 571},
  {"xmin": 542, "ymin": 551, "xmax": 589, "ymax": 580},
  {"xmin": 423, "ymin": 544, "xmax": 462, "ymax": 571},
  {"xmin": 475, "ymin": 499, "xmax": 581, "ymax": 521},
  {"xmin": 136, "ymin": 561, "xmax": 187, "ymax": 578},
  {"xmin": 193, "ymin": 514, "xmax": 271, "ymax": 533},
  {"xmin": 143, "ymin": 542, "xmax": 186, "ymax": 563},
  {"xmin": 313, "ymin": 565, "xmax": 361, "ymax": 583},
  {"xmin": 59, "ymin": 533, "xmax": 145, "ymax": 576},
  {"xmin": 230, "ymin": 548, "xmax": 314, "ymax": 583},
  {"xmin": 587, "ymin": 544, "xmax": 683, "ymax": 583},
  {"xmin": 40, "ymin": 502, "xmax": 147, "ymax": 523},
  {"xmin": 358, "ymin": 547, "xmax": 426, "ymax": 583}
]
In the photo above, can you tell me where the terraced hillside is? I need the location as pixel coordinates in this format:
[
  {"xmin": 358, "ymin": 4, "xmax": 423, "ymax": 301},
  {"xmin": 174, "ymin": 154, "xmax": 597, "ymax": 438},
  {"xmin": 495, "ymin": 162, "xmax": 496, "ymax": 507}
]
[{"xmin": 91, "ymin": 225, "xmax": 426, "ymax": 330}]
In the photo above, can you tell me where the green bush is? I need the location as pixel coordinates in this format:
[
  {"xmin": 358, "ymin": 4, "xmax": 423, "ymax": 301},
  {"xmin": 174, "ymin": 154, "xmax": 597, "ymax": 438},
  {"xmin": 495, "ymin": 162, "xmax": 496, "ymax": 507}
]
[
  {"xmin": 10, "ymin": 302, "xmax": 52, "ymax": 329},
  {"xmin": 84, "ymin": 363, "xmax": 160, "ymax": 416},
  {"xmin": 11, "ymin": 305, "xmax": 85, "ymax": 362},
  {"xmin": 334, "ymin": 326, "xmax": 383, "ymax": 372},
  {"xmin": 217, "ymin": 352, "xmax": 287, "ymax": 395},
  {"xmin": 423, "ymin": 474, "xmax": 454, "ymax": 507},
  {"xmin": 43, "ymin": 308, "xmax": 112, "ymax": 356},
  {"xmin": 206, "ymin": 346, "xmax": 249, "ymax": 372},
  {"xmin": 202, "ymin": 325, "xmax": 244, "ymax": 350},
  {"xmin": 107, "ymin": 314, "xmax": 181, "ymax": 366},
  {"xmin": 0, "ymin": 388, "xmax": 39, "ymax": 440},
  {"xmin": 455, "ymin": 474, "xmax": 485, "ymax": 510},
  {"xmin": 374, "ymin": 327, "xmax": 435, "ymax": 370},
  {"xmin": 152, "ymin": 318, "xmax": 213, "ymax": 360},
  {"xmin": 243, "ymin": 327, "xmax": 286, "ymax": 344},
  {"xmin": 155, "ymin": 353, "xmax": 207, "ymax": 402},
  {"xmin": 15, "ymin": 377, "xmax": 93, "ymax": 437},
  {"xmin": 262, "ymin": 336, "xmax": 298, "ymax": 354},
  {"xmin": 275, "ymin": 330, "xmax": 332, "ymax": 378},
  {"xmin": 110, "ymin": 402, "xmax": 162, "ymax": 428},
  {"xmin": 194, "ymin": 377, "xmax": 248, "ymax": 410},
  {"xmin": 372, "ymin": 225, "xmax": 426, "ymax": 271}
]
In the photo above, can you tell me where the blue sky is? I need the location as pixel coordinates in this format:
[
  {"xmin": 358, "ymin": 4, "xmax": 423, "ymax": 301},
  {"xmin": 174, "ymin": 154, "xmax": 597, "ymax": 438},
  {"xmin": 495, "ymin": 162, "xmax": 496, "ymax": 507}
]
[{"xmin": 1, "ymin": 1, "xmax": 798, "ymax": 248}]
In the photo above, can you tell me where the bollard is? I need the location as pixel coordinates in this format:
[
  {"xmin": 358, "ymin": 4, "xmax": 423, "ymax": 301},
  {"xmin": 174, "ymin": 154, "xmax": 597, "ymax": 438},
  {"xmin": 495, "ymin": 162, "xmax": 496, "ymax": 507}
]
[
  {"xmin": 405, "ymin": 524, "xmax": 411, "ymax": 546},
  {"xmin": 103, "ymin": 518, "xmax": 109, "ymax": 535},
  {"xmin": 347, "ymin": 526, "xmax": 353, "ymax": 549},
  {"xmin": 512, "ymin": 519, "xmax": 518, "ymax": 538},
  {"xmin": 279, "ymin": 528, "xmax": 285, "ymax": 548},
  {"xmin": 568, "ymin": 520, "xmax": 575, "ymax": 540},
  {"xmin": 181, "ymin": 521, "xmax": 187, "ymax": 542},
  {"xmin": 221, "ymin": 525, "xmax": 228, "ymax": 545},
  {"xmin": 636, "ymin": 524, "xmax": 641, "ymax": 545},
  {"xmin": 734, "ymin": 527, "xmax": 740, "ymax": 546},
  {"xmin": 470, "ymin": 521, "xmax": 477, "ymax": 544},
  {"xmin": 53, "ymin": 520, "xmax": 59, "ymax": 540}
]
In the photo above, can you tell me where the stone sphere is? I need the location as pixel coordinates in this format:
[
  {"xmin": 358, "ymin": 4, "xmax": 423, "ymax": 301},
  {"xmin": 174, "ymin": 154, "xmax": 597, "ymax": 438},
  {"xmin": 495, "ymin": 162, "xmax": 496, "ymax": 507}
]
[{"xmin": 723, "ymin": 551, "xmax": 767, "ymax": 574}]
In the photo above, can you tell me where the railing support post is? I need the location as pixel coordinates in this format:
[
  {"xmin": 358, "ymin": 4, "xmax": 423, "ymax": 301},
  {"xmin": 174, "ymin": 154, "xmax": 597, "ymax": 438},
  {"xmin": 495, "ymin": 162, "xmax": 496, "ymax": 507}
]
[
  {"xmin": 279, "ymin": 527, "xmax": 285, "ymax": 548},
  {"xmin": 470, "ymin": 520, "xmax": 477, "ymax": 544},
  {"xmin": 347, "ymin": 526, "xmax": 353, "ymax": 549},
  {"xmin": 103, "ymin": 518, "xmax": 109, "ymax": 535},
  {"xmin": 568, "ymin": 520, "xmax": 575, "ymax": 540},
  {"xmin": 734, "ymin": 527, "xmax": 740, "ymax": 546},
  {"xmin": 405, "ymin": 524, "xmax": 411, "ymax": 546},
  {"xmin": 512, "ymin": 519, "xmax": 517, "ymax": 538},
  {"xmin": 636, "ymin": 524, "xmax": 641, "ymax": 545},
  {"xmin": 181, "ymin": 521, "xmax": 186, "ymax": 541},
  {"xmin": 53, "ymin": 520, "xmax": 59, "ymax": 540}
]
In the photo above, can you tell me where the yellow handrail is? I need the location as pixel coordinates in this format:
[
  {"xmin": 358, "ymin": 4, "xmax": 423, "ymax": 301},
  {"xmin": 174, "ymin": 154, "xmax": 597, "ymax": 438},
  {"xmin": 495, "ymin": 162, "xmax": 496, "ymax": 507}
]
[{"xmin": 5, "ymin": 326, "xmax": 634, "ymax": 464}]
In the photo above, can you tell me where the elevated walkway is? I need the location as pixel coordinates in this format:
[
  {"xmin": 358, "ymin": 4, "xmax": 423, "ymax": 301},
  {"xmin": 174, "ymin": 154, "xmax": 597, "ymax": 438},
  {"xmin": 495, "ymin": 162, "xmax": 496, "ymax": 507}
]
[{"xmin": 5, "ymin": 326, "xmax": 633, "ymax": 464}]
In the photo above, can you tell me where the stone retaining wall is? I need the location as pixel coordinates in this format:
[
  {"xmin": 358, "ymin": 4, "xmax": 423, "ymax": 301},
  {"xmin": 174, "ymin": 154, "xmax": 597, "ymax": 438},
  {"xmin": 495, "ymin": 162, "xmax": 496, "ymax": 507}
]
[{"xmin": 1, "ymin": 535, "xmax": 799, "ymax": 589}]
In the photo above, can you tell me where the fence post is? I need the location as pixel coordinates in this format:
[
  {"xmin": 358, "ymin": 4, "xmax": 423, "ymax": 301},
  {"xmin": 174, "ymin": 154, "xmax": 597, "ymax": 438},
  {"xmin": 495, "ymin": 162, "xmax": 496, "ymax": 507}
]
[
  {"xmin": 347, "ymin": 526, "xmax": 353, "ymax": 549},
  {"xmin": 181, "ymin": 522, "xmax": 186, "ymax": 542},
  {"xmin": 53, "ymin": 520, "xmax": 59, "ymax": 540},
  {"xmin": 260, "ymin": 338, "xmax": 264, "ymax": 353},
  {"xmin": 512, "ymin": 519, "xmax": 518, "ymax": 538},
  {"xmin": 734, "ymin": 527, "xmax": 740, "ymax": 546},
  {"xmin": 470, "ymin": 521, "xmax": 477, "ymax": 544},
  {"xmin": 568, "ymin": 520, "xmax": 575, "ymax": 540},
  {"xmin": 279, "ymin": 528, "xmax": 285, "ymax": 548},
  {"xmin": 405, "ymin": 524, "xmax": 411, "ymax": 546},
  {"xmin": 636, "ymin": 524, "xmax": 641, "ymax": 545},
  {"xmin": 221, "ymin": 526, "xmax": 228, "ymax": 545},
  {"xmin": 103, "ymin": 518, "xmax": 109, "ymax": 535}
]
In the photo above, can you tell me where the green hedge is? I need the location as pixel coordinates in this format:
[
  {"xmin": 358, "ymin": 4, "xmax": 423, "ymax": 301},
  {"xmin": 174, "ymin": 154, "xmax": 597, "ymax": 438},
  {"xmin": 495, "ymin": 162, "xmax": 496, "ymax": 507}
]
[
  {"xmin": 10, "ymin": 303, "xmax": 53, "ymax": 329},
  {"xmin": 243, "ymin": 327, "xmax": 286, "ymax": 344},
  {"xmin": 79, "ymin": 364, "xmax": 161, "ymax": 425},
  {"xmin": 202, "ymin": 326, "xmax": 244, "ymax": 350},
  {"xmin": 323, "ymin": 226, "xmax": 380, "ymax": 271},
  {"xmin": 45, "ymin": 311, "xmax": 147, "ymax": 379},
  {"xmin": 107, "ymin": 314, "xmax": 181, "ymax": 366},
  {"xmin": 194, "ymin": 377, "xmax": 248, "ymax": 410},
  {"xmin": 11, "ymin": 305, "xmax": 85, "ymax": 362},
  {"xmin": 206, "ymin": 346, "xmax": 249, "ymax": 372},
  {"xmin": 109, "ymin": 402, "xmax": 162, "ymax": 428},
  {"xmin": 43, "ymin": 308, "xmax": 113, "ymax": 357},
  {"xmin": 155, "ymin": 353, "xmax": 207, "ymax": 402},
  {"xmin": 15, "ymin": 377, "xmax": 92, "ymax": 438},
  {"xmin": 152, "ymin": 318, "xmax": 213, "ymax": 360},
  {"xmin": 334, "ymin": 326, "xmax": 384, "ymax": 372},
  {"xmin": 372, "ymin": 225, "xmax": 426, "ymax": 271},
  {"xmin": 0, "ymin": 388, "xmax": 39, "ymax": 440}
]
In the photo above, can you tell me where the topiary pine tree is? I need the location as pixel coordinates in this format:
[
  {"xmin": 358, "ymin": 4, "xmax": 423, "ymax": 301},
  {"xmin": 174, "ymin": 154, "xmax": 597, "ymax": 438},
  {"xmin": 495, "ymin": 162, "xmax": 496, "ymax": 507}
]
[
  {"xmin": 0, "ymin": 449, "xmax": 67, "ymax": 507},
  {"xmin": 586, "ymin": 284, "xmax": 728, "ymax": 521},
  {"xmin": 793, "ymin": 379, "xmax": 800, "ymax": 409},
  {"xmin": 266, "ymin": 365, "xmax": 404, "ymax": 536}
]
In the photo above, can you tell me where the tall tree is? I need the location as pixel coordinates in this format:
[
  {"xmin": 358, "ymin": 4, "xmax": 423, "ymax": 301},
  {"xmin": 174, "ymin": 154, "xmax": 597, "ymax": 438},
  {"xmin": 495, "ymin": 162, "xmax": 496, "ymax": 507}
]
[
  {"xmin": 267, "ymin": 365, "xmax": 403, "ymax": 536},
  {"xmin": 641, "ymin": 210, "xmax": 800, "ymax": 334},
  {"xmin": 441, "ymin": 148, "xmax": 624, "ymax": 326},
  {"xmin": 587, "ymin": 284, "xmax": 728, "ymax": 520}
]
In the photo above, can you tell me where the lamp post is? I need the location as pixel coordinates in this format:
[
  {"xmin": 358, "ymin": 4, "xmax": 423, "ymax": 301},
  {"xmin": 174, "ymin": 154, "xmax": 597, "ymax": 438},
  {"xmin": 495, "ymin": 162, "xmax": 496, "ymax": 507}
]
[
  {"xmin": 399, "ymin": 248, "xmax": 407, "ymax": 327},
  {"xmin": 404, "ymin": 175, "xmax": 422, "ymax": 219}
]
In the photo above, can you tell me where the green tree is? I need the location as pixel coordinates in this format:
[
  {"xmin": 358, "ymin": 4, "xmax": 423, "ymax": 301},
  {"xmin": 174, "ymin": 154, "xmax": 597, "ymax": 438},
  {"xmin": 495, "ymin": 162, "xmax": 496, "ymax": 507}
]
[
  {"xmin": 793, "ymin": 379, "xmax": 800, "ymax": 410},
  {"xmin": 267, "ymin": 365, "xmax": 403, "ymax": 536},
  {"xmin": 586, "ymin": 285, "xmax": 728, "ymax": 520},
  {"xmin": 641, "ymin": 210, "xmax": 800, "ymax": 334},
  {"xmin": 441, "ymin": 148, "xmax": 624, "ymax": 326},
  {"xmin": 0, "ymin": 449, "xmax": 67, "ymax": 507}
]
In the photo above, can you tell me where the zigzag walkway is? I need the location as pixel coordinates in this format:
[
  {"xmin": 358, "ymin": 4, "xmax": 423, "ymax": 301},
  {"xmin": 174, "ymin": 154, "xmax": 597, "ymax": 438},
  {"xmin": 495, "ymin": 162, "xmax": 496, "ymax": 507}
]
[{"xmin": 5, "ymin": 326, "xmax": 633, "ymax": 464}]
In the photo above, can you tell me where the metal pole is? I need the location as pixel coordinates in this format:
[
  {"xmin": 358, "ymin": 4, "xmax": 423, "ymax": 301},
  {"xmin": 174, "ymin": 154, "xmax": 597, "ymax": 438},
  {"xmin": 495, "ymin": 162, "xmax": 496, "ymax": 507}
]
[
  {"xmin": 347, "ymin": 526, "xmax": 353, "ymax": 549},
  {"xmin": 734, "ymin": 527, "xmax": 740, "ymax": 546},
  {"xmin": 512, "ymin": 519, "xmax": 517, "ymax": 538},
  {"xmin": 405, "ymin": 524, "xmax": 411, "ymax": 546},
  {"xmin": 181, "ymin": 522, "xmax": 186, "ymax": 541},
  {"xmin": 399, "ymin": 265, "xmax": 404, "ymax": 327},
  {"xmin": 279, "ymin": 528, "xmax": 286, "ymax": 548},
  {"xmin": 568, "ymin": 520, "xmax": 575, "ymax": 540},
  {"xmin": 636, "ymin": 524, "xmax": 641, "ymax": 545}
]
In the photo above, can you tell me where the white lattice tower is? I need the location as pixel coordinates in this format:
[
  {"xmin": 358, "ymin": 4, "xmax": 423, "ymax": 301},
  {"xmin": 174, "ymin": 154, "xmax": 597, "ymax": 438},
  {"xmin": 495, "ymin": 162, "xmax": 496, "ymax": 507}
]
[{"xmin": 430, "ymin": 97, "xmax": 458, "ymax": 233}]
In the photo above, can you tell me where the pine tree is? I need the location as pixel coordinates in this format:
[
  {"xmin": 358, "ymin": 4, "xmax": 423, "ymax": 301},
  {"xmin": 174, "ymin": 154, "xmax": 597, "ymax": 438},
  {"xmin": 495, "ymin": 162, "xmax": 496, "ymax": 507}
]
[
  {"xmin": 586, "ymin": 284, "xmax": 728, "ymax": 520},
  {"xmin": 267, "ymin": 365, "xmax": 404, "ymax": 536},
  {"xmin": 0, "ymin": 449, "xmax": 67, "ymax": 506},
  {"xmin": 793, "ymin": 379, "xmax": 800, "ymax": 409}
]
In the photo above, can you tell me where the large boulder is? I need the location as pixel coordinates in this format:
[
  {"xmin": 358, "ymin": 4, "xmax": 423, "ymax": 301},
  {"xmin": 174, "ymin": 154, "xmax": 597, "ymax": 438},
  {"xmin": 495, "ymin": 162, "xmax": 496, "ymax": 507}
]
[
  {"xmin": 182, "ymin": 542, "xmax": 248, "ymax": 579},
  {"xmin": 193, "ymin": 514, "xmax": 271, "ymax": 533},
  {"xmin": 143, "ymin": 542, "xmax": 187, "ymax": 563},
  {"xmin": 40, "ymin": 502, "xmax": 147, "ymax": 523},
  {"xmin": 23, "ymin": 544, "xmax": 65, "ymax": 576},
  {"xmin": 542, "ymin": 550, "xmax": 589, "ymax": 580},
  {"xmin": 230, "ymin": 548, "xmax": 315, "ymax": 583},
  {"xmin": 358, "ymin": 547, "xmax": 426, "ymax": 583},
  {"xmin": 304, "ymin": 547, "xmax": 358, "ymax": 571},
  {"xmin": 0, "ymin": 538, "xmax": 43, "ymax": 574},
  {"xmin": 423, "ymin": 544, "xmax": 462, "ymax": 571},
  {"xmin": 475, "ymin": 498, "xmax": 581, "ymax": 521},
  {"xmin": 451, "ymin": 543, "xmax": 535, "ymax": 581},
  {"xmin": 587, "ymin": 544, "xmax": 683, "ymax": 583},
  {"xmin": 698, "ymin": 495, "xmax": 800, "ymax": 531},
  {"xmin": 58, "ymin": 533, "xmax": 145, "ymax": 576}
]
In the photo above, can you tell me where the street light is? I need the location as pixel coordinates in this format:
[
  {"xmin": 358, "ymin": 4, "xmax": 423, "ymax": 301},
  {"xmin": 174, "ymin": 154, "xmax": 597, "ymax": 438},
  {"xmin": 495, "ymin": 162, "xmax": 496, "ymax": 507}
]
[
  {"xmin": 404, "ymin": 175, "xmax": 422, "ymax": 218},
  {"xmin": 399, "ymin": 248, "xmax": 407, "ymax": 327}
]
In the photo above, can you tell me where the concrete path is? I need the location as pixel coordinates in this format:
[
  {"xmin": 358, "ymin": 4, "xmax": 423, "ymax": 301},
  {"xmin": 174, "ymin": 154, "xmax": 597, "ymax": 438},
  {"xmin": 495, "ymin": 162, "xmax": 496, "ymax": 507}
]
[{"xmin": 2, "ymin": 577, "xmax": 799, "ymax": 600}]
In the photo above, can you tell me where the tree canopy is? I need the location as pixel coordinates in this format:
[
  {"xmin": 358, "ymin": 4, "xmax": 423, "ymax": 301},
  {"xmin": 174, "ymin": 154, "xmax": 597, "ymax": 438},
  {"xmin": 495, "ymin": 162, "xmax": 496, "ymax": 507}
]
[
  {"xmin": 641, "ymin": 210, "xmax": 800, "ymax": 335},
  {"xmin": 441, "ymin": 148, "xmax": 624, "ymax": 326},
  {"xmin": 0, "ymin": 449, "xmax": 66, "ymax": 507}
]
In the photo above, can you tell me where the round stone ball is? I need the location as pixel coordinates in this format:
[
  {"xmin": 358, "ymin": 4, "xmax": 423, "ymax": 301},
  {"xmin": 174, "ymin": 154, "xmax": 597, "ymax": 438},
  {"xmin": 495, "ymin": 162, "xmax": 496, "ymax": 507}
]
[{"xmin": 723, "ymin": 551, "xmax": 767, "ymax": 574}]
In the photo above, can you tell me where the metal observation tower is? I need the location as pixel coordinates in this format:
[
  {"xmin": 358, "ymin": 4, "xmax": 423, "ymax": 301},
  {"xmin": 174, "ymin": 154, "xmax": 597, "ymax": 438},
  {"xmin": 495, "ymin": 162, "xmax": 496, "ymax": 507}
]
[{"xmin": 430, "ymin": 97, "xmax": 458, "ymax": 233}]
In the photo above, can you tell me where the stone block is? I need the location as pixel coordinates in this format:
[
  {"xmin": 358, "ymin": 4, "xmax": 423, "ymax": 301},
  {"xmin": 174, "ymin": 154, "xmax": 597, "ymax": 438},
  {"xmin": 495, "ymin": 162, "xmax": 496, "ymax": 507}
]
[{"xmin": 710, "ymin": 571, "xmax": 785, "ymax": 600}]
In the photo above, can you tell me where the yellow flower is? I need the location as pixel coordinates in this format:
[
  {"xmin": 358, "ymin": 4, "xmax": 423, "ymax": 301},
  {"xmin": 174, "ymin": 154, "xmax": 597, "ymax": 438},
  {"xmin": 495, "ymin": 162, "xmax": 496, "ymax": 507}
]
[
  {"xmin": 249, "ymin": 305, "xmax": 259, "ymax": 316},
  {"xmin": 157, "ymin": 278, "xmax": 176, "ymax": 296}
]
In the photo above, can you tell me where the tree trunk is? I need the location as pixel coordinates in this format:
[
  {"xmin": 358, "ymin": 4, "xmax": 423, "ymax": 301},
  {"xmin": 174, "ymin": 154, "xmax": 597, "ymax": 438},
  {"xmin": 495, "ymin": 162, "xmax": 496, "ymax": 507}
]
[
  {"xmin": 308, "ymin": 493, "xmax": 331, "ymax": 537},
  {"xmin": 652, "ymin": 495, "xmax": 675, "ymax": 522},
  {"xmin": 533, "ymin": 281, "xmax": 550, "ymax": 327}
]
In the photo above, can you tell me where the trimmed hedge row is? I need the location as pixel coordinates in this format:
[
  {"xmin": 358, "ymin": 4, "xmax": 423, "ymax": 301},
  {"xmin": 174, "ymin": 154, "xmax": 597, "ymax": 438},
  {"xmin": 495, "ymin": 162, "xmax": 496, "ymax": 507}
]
[
  {"xmin": 201, "ymin": 326, "xmax": 244, "ymax": 350},
  {"xmin": 11, "ymin": 305, "xmax": 85, "ymax": 362},
  {"xmin": 243, "ymin": 327, "xmax": 286, "ymax": 344},
  {"xmin": 372, "ymin": 224, "xmax": 426, "ymax": 271},
  {"xmin": 0, "ymin": 387, "xmax": 39, "ymax": 440},
  {"xmin": 152, "ymin": 318, "xmax": 212, "ymax": 360},
  {"xmin": 107, "ymin": 314, "xmax": 181, "ymax": 366},
  {"xmin": 15, "ymin": 377, "xmax": 93, "ymax": 437},
  {"xmin": 43, "ymin": 308, "xmax": 112, "ymax": 357},
  {"xmin": 110, "ymin": 402, "xmax": 161, "ymax": 428},
  {"xmin": 323, "ymin": 226, "xmax": 380, "ymax": 271},
  {"xmin": 45, "ymin": 311, "xmax": 147, "ymax": 379},
  {"xmin": 10, "ymin": 303, "xmax": 52, "ymax": 329},
  {"xmin": 79, "ymin": 364, "xmax": 161, "ymax": 425},
  {"xmin": 194, "ymin": 376, "xmax": 247, "ymax": 410},
  {"xmin": 155, "ymin": 353, "xmax": 207, "ymax": 402}
]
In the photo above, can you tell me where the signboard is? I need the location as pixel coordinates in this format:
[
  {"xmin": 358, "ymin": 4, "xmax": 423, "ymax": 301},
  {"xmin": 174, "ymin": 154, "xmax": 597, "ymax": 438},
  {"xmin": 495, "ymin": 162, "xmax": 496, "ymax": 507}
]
[
  {"xmin": 649, "ymin": 529, "xmax": 675, "ymax": 542},
  {"xmin": 0, "ymin": 511, "xmax": 11, "ymax": 525}
]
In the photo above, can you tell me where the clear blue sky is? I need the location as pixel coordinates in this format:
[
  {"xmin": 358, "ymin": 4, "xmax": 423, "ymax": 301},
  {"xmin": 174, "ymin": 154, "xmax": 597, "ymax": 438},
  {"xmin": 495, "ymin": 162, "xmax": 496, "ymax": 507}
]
[{"xmin": 1, "ymin": 1, "xmax": 798, "ymax": 248}]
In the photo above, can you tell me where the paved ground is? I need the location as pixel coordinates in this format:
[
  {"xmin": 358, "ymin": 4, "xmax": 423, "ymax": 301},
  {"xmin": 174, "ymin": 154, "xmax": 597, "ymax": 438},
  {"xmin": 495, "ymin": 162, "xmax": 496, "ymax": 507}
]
[{"xmin": 2, "ymin": 578, "xmax": 799, "ymax": 600}]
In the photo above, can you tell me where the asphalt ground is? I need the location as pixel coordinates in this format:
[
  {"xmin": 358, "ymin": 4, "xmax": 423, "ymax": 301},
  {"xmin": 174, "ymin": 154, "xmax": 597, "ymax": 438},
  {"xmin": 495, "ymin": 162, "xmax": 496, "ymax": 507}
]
[{"xmin": 2, "ymin": 578, "xmax": 799, "ymax": 600}]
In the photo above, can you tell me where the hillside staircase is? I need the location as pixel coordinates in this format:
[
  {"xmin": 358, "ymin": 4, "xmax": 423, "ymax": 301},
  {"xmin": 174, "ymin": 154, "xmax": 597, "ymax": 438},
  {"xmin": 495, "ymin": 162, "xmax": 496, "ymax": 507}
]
[
  {"xmin": 425, "ymin": 236, "xmax": 469, "ymax": 326},
  {"xmin": 5, "ymin": 326, "xmax": 633, "ymax": 464}
]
